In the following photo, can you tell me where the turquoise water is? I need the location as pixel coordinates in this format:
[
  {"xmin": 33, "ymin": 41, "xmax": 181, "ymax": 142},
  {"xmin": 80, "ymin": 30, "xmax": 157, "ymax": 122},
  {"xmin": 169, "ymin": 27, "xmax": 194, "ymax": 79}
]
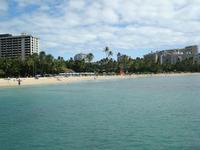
[{"xmin": 0, "ymin": 75, "xmax": 200, "ymax": 150}]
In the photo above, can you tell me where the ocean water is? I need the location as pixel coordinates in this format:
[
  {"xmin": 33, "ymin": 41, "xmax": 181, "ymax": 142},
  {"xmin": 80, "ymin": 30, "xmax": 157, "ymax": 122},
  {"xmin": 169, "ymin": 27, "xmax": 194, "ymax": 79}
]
[{"xmin": 0, "ymin": 75, "xmax": 200, "ymax": 150}]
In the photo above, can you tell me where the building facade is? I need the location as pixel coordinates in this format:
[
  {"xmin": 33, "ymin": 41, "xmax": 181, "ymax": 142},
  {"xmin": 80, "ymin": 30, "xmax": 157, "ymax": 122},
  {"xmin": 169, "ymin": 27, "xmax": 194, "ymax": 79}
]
[
  {"xmin": 74, "ymin": 53, "xmax": 88, "ymax": 61},
  {"xmin": 193, "ymin": 54, "xmax": 200, "ymax": 64},
  {"xmin": 117, "ymin": 54, "xmax": 131, "ymax": 62},
  {"xmin": 144, "ymin": 45, "xmax": 198, "ymax": 64},
  {"xmin": 0, "ymin": 33, "xmax": 39, "ymax": 60}
]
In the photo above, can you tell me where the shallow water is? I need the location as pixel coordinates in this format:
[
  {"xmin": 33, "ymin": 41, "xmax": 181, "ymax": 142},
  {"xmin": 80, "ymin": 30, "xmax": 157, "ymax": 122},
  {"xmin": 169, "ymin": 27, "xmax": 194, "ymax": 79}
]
[{"xmin": 0, "ymin": 75, "xmax": 200, "ymax": 150}]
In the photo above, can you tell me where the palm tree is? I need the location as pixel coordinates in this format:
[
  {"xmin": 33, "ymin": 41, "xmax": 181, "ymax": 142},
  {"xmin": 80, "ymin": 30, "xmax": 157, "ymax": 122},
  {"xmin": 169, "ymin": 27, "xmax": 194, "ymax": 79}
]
[
  {"xmin": 3, "ymin": 58, "xmax": 12, "ymax": 77},
  {"xmin": 104, "ymin": 46, "xmax": 110, "ymax": 58},
  {"xmin": 104, "ymin": 46, "xmax": 109, "ymax": 53},
  {"xmin": 108, "ymin": 51, "xmax": 113, "ymax": 59},
  {"xmin": 117, "ymin": 52, "xmax": 121, "ymax": 58},
  {"xmin": 0, "ymin": 69, "xmax": 5, "ymax": 77},
  {"xmin": 26, "ymin": 56, "xmax": 34, "ymax": 76},
  {"xmin": 32, "ymin": 53, "xmax": 39, "ymax": 76},
  {"xmin": 39, "ymin": 51, "xmax": 46, "ymax": 76},
  {"xmin": 58, "ymin": 56, "xmax": 64, "ymax": 60},
  {"xmin": 86, "ymin": 53, "xmax": 94, "ymax": 63},
  {"xmin": 103, "ymin": 46, "xmax": 113, "ymax": 59},
  {"xmin": 46, "ymin": 54, "xmax": 54, "ymax": 74}
]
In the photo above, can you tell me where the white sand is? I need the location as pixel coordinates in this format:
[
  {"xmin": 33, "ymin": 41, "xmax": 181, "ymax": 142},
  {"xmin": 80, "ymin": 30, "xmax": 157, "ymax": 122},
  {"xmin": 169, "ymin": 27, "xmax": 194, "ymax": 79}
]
[{"xmin": 0, "ymin": 73, "xmax": 198, "ymax": 88}]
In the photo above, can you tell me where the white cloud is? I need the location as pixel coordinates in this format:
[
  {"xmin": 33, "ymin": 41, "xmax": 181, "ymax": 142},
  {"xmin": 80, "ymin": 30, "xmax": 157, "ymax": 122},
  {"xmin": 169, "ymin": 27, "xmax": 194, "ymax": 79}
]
[
  {"xmin": 15, "ymin": 0, "xmax": 41, "ymax": 7},
  {"xmin": 0, "ymin": 0, "xmax": 8, "ymax": 14},
  {"xmin": 1, "ymin": 0, "xmax": 200, "ymax": 58}
]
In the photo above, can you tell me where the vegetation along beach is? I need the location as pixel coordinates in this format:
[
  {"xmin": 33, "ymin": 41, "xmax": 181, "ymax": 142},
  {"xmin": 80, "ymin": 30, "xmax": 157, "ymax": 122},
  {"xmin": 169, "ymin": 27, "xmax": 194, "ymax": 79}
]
[{"xmin": 1, "ymin": 0, "xmax": 200, "ymax": 150}]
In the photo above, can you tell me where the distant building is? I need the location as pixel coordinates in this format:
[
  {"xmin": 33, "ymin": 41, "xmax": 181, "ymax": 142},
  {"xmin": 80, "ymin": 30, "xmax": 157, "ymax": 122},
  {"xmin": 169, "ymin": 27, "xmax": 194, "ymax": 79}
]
[
  {"xmin": 117, "ymin": 54, "xmax": 131, "ymax": 62},
  {"xmin": 193, "ymin": 54, "xmax": 200, "ymax": 64},
  {"xmin": 74, "ymin": 53, "xmax": 88, "ymax": 61},
  {"xmin": 144, "ymin": 45, "xmax": 198, "ymax": 64},
  {"xmin": 0, "ymin": 33, "xmax": 39, "ymax": 60}
]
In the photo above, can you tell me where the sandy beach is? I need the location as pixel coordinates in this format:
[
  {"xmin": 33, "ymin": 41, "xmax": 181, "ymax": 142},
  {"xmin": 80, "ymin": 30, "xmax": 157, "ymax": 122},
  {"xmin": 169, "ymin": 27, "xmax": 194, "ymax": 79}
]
[{"xmin": 0, "ymin": 73, "xmax": 198, "ymax": 88}]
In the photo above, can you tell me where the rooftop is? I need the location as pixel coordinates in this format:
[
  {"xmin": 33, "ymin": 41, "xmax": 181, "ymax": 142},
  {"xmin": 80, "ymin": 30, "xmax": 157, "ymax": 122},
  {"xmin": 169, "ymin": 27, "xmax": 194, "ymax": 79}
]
[{"xmin": 0, "ymin": 33, "xmax": 39, "ymax": 39}]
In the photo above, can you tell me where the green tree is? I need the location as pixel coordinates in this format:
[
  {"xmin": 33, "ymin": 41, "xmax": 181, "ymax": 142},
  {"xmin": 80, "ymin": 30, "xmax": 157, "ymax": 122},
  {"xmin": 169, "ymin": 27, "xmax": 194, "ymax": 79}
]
[
  {"xmin": 108, "ymin": 51, "xmax": 113, "ymax": 59},
  {"xmin": 86, "ymin": 53, "xmax": 94, "ymax": 63},
  {"xmin": 104, "ymin": 46, "xmax": 110, "ymax": 58}
]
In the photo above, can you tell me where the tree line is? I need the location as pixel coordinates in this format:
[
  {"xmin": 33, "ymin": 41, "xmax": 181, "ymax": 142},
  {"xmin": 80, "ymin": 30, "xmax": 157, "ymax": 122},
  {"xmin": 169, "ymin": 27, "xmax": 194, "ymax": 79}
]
[
  {"xmin": 0, "ymin": 47, "xmax": 200, "ymax": 78},
  {"xmin": 0, "ymin": 52, "xmax": 66, "ymax": 77}
]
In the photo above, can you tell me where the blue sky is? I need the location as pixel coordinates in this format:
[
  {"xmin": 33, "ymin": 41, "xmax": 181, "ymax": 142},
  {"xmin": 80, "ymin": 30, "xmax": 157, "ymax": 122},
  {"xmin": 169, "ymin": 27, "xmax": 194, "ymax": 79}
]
[{"xmin": 0, "ymin": 0, "xmax": 200, "ymax": 60}]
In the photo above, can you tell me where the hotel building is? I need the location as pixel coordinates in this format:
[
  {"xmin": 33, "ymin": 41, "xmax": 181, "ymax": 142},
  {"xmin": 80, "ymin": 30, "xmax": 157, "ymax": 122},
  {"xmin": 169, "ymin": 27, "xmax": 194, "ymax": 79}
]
[
  {"xmin": 193, "ymin": 54, "xmax": 200, "ymax": 64},
  {"xmin": 144, "ymin": 45, "xmax": 198, "ymax": 64},
  {"xmin": 0, "ymin": 33, "xmax": 39, "ymax": 60},
  {"xmin": 74, "ymin": 53, "xmax": 88, "ymax": 61}
]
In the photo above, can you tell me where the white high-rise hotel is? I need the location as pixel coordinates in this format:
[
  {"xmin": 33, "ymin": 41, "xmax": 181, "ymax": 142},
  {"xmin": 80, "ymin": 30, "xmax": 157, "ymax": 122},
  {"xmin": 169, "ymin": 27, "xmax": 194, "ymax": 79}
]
[{"xmin": 0, "ymin": 33, "xmax": 39, "ymax": 60}]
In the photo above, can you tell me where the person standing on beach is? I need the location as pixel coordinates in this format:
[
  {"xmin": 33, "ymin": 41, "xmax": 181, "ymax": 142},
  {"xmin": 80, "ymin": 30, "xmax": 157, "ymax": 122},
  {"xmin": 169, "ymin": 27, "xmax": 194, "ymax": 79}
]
[{"xmin": 17, "ymin": 78, "xmax": 21, "ymax": 86}]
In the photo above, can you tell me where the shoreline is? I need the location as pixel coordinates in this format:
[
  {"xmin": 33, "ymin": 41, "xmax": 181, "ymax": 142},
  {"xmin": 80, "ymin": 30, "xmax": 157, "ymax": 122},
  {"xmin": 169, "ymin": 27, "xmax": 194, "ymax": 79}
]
[{"xmin": 0, "ymin": 73, "xmax": 199, "ymax": 88}]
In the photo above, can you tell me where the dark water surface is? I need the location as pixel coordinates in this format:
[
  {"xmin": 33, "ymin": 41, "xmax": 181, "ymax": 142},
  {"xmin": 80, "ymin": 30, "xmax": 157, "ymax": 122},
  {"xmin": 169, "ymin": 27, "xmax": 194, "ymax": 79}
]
[{"xmin": 0, "ymin": 75, "xmax": 200, "ymax": 150}]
